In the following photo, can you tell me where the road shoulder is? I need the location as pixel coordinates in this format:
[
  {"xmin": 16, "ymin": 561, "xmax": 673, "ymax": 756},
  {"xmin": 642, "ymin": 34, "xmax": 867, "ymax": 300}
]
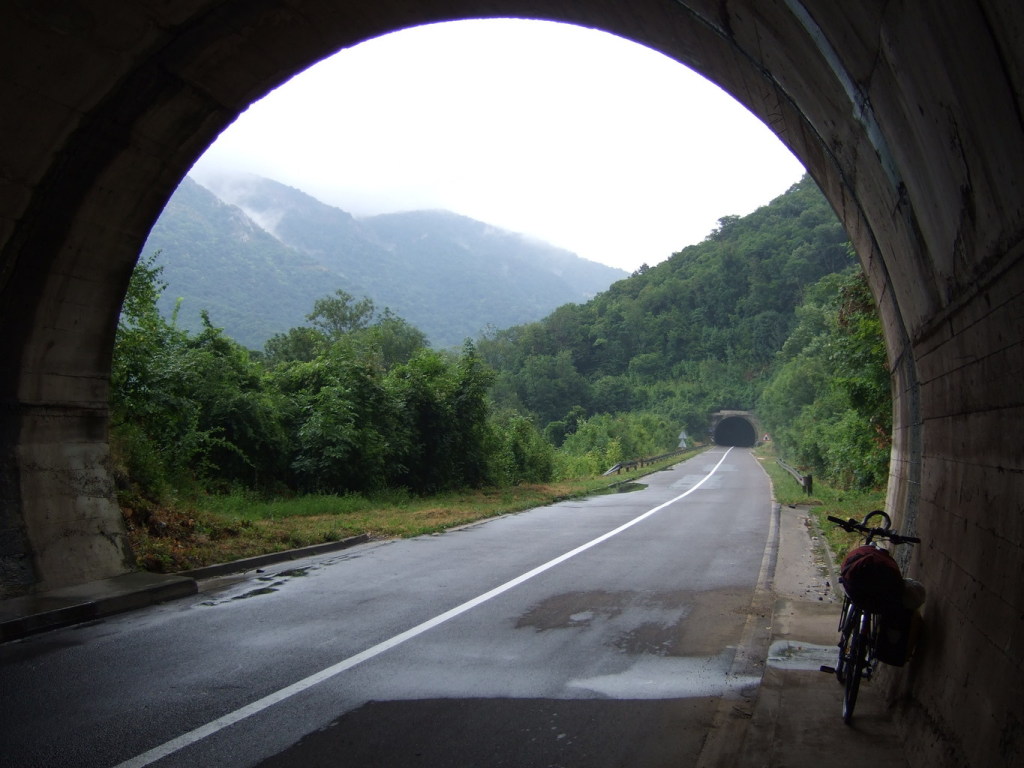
[{"xmin": 737, "ymin": 504, "xmax": 909, "ymax": 767}]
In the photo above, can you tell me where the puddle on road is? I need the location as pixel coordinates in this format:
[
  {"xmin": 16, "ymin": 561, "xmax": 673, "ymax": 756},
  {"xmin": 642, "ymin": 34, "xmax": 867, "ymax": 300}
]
[
  {"xmin": 594, "ymin": 482, "xmax": 646, "ymax": 495},
  {"xmin": 201, "ymin": 565, "xmax": 315, "ymax": 606},
  {"xmin": 232, "ymin": 584, "xmax": 281, "ymax": 600},
  {"xmin": 568, "ymin": 654, "xmax": 760, "ymax": 699},
  {"xmin": 272, "ymin": 567, "xmax": 312, "ymax": 578},
  {"xmin": 517, "ymin": 588, "xmax": 750, "ymax": 658},
  {"xmin": 766, "ymin": 640, "xmax": 838, "ymax": 671}
]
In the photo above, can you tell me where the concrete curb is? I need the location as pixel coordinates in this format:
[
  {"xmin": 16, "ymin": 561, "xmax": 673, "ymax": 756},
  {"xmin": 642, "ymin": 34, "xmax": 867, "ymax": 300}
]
[
  {"xmin": 0, "ymin": 533, "xmax": 371, "ymax": 643},
  {"xmin": 0, "ymin": 571, "xmax": 198, "ymax": 642},
  {"xmin": 179, "ymin": 533, "xmax": 371, "ymax": 580}
]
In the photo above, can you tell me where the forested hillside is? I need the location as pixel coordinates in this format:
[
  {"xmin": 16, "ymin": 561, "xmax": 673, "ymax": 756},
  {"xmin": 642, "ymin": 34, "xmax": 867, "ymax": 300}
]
[
  {"xmin": 142, "ymin": 174, "xmax": 625, "ymax": 349},
  {"xmin": 758, "ymin": 269, "xmax": 891, "ymax": 489},
  {"xmin": 113, "ymin": 173, "xmax": 891, "ymax": 554},
  {"xmin": 478, "ymin": 176, "xmax": 856, "ymax": 435}
]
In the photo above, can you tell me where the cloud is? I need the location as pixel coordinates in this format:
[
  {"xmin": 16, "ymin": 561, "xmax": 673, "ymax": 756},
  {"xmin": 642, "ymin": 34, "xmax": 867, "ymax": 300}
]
[{"xmin": 192, "ymin": 19, "xmax": 805, "ymax": 271}]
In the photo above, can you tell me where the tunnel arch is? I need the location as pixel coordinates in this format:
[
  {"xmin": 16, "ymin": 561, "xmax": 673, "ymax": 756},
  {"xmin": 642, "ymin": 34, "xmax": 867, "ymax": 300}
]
[
  {"xmin": 709, "ymin": 410, "xmax": 761, "ymax": 448},
  {"xmin": 1, "ymin": 4, "xmax": 1022, "ymax": 765}
]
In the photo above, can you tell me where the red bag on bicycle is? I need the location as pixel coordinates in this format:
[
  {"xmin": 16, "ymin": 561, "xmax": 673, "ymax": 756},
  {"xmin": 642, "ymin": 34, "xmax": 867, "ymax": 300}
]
[{"xmin": 840, "ymin": 545, "xmax": 904, "ymax": 613}]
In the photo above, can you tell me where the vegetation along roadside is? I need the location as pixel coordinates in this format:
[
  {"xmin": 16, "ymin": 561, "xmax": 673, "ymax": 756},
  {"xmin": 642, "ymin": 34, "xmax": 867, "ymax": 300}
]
[
  {"xmin": 755, "ymin": 443, "xmax": 885, "ymax": 565},
  {"xmin": 125, "ymin": 451, "xmax": 699, "ymax": 573},
  {"xmin": 117, "ymin": 176, "xmax": 892, "ymax": 575}
]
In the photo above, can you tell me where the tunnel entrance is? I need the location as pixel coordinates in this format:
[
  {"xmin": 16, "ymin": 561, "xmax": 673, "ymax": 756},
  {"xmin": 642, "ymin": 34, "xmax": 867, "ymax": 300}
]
[
  {"xmin": 709, "ymin": 410, "xmax": 760, "ymax": 447},
  {"xmin": 712, "ymin": 416, "xmax": 757, "ymax": 447}
]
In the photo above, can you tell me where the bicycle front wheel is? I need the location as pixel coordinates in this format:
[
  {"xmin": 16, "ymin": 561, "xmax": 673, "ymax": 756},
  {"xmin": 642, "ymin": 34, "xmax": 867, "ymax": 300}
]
[
  {"xmin": 835, "ymin": 600, "xmax": 855, "ymax": 684},
  {"xmin": 842, "ymin": 619, "xmax": 866, "ymax": 724}
]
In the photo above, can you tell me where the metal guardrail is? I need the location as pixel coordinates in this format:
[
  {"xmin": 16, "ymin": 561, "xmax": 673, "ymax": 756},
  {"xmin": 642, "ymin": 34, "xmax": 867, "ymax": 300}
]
[
  {"xmin": 603, "ymin": 449, "xmax": 688, "ymax": 476},
  {"xmin": 776, "ymin": 458, "xmax": 813, "ymax": 494}
]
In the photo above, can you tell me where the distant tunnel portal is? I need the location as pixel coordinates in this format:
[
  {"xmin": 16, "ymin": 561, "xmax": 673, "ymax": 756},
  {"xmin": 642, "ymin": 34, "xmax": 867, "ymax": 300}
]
[{"xmin": 713, "ymin": 416, "xmax": 757, "ymax": 447}]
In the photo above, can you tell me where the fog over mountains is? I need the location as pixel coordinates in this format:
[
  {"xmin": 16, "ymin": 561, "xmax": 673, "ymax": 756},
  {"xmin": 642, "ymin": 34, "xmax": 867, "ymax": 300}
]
[{"xmin": 141, "ymin": 174, "xmax": 627, "ymax": 349}]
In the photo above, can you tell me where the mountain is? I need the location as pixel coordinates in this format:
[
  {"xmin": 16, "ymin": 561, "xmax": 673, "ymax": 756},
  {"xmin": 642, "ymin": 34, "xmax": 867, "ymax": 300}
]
[
  {"xmin": 141, "ymin": 174, "xmax": 626, "ymax": 349},
  {"xmin": 140, "ymin": 178, "xmax": 334, "ymax": 347}
]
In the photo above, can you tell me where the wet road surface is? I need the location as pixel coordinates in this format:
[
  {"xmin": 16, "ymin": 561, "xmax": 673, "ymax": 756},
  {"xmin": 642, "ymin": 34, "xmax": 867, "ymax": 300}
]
[{"xmin": 0, "ymin": 447, "xmax": 776, "ymax": 768}]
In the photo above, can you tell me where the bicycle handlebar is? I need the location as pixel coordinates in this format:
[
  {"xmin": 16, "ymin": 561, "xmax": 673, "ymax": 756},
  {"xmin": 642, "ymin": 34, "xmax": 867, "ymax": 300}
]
[{"xmin": 826, "ymin": 513, "xmax": 921, "ymax": 545}]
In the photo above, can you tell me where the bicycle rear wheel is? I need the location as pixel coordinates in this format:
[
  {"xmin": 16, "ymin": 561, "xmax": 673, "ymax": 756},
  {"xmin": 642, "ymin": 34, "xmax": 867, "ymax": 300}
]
[{"xmin": 842, "ymin": 616, "xmax": 867, "ymax": 724}]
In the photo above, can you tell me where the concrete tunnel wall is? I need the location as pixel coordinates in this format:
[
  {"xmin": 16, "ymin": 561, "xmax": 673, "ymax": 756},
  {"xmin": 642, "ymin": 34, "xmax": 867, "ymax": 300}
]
[{"xmin": 0, "ymin": 2, "xmax": 1021, "ymax": 765}]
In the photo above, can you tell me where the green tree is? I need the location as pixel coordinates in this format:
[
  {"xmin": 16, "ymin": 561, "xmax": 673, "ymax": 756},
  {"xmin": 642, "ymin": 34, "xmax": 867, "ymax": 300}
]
[
  {"xmin": 758, "ymin": 270, "xmax": 891, "ymax": 489},
  {"xmin": 491, "ymin": 411, "xmax": 554, "ymax": 485},
  {"xmin": 353, "ymin": 308, "xmax": 428, "ymax": 369},
  {"xmin": 307, "ymin": 289, "xmax": 376, "ymax": 338},
  {"xmin": 281, "ymin": 344, "xmax": 399, "ymax": 493},
  {"xmin": 110, "ymin": 253, "xmax": 185, "ymax": 492},
  {"xmin": 513, "ymin": 351, "xmax": 591, "ymax": 425},
  {"xmin": 111, "ymin": 256, "xmax": 290, "ymax": 493},
  {"xmin": 384, "ymin": 343, "xmax": 495, "ymax": 492},
  {"xmin": 263, "ymin": 326, "xmax": 329, "ymax": 364},
  {"xmin": 111, "ymin": 252, "xmax": 182, "ymax": 420},
  {"xmin": 175, "ymin": 314, "xmax": 290, "ymax": 487}
]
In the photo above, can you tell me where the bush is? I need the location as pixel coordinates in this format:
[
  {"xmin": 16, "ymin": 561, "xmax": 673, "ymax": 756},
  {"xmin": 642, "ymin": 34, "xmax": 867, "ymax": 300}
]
[{"xmin": 491, "ymin": 413, "xmax": 554, "ymax": 485}]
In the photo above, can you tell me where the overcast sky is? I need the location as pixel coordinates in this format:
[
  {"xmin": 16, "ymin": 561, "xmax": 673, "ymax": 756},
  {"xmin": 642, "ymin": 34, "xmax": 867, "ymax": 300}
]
[{"xmin": 190, "ymin": 19, "xmax": 806, "ymax": 273}]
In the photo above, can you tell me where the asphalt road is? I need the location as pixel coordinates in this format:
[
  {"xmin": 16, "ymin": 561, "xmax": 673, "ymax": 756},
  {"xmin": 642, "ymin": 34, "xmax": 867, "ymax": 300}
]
[{"xmin": 0, "ymin": 446, "xmax": 777, "ymax": 768}]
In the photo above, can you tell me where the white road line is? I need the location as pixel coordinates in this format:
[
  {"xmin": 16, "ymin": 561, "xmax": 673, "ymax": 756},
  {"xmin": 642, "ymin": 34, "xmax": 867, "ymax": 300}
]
[{"xmin": 113, "ymin": 447, "xmax": 733, "ymax": 768}]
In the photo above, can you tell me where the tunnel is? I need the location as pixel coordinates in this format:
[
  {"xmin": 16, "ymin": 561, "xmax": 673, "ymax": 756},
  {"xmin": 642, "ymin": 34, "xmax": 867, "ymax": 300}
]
[
  {"xmin": 1, "ymin": 3, "xmax": 1022, "ymax": 765},
  {"xmin": 713, "ymin": 416, "xmax": 757, "ymax": 447}
]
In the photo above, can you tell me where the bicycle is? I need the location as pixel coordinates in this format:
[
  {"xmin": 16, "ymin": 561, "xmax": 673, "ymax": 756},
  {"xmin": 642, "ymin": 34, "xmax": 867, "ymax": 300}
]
[{"xmin": 819, "ymin": 510, "xmax": 921, "ymax": 724}]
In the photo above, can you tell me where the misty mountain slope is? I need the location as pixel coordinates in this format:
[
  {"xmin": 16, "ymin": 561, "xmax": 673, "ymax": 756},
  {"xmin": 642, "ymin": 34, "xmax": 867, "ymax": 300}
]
[
  {"xmin": 153, "ymin": 173, "xmax": 626, "ymax": 348},
  {"xmin": 361, "ymin": 209, "xmax": 621, "ymax": 299},
  {"xmin": 141, "ymin": 178, "xmax": 338, "ymax": 348},
  {"xmin": 201, "ymin": 173, "xmax": 401, "ymax": 280}
]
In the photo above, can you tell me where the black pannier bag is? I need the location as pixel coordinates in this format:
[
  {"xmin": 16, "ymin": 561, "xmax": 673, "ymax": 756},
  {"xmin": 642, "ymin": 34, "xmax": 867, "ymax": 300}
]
[{"xmin": 874, "ymin": 605, "xmax": 914, "ymax": 666}]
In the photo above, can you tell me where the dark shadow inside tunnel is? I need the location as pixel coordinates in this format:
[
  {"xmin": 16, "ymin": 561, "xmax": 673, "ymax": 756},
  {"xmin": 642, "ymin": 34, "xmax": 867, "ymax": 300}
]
[{"xmin": 713, "ymin": 416, "xmax": 756, "ymax": 447}]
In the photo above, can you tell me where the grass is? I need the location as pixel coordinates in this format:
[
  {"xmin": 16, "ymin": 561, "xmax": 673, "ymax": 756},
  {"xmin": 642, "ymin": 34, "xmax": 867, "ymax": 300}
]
[
  {"xmin": 753, "ymin": 444, "xmax": 887, "ymax": 564},
  {"xmin": 124, "ymin": 449, "xmax": 703, "ymax": 573}
]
